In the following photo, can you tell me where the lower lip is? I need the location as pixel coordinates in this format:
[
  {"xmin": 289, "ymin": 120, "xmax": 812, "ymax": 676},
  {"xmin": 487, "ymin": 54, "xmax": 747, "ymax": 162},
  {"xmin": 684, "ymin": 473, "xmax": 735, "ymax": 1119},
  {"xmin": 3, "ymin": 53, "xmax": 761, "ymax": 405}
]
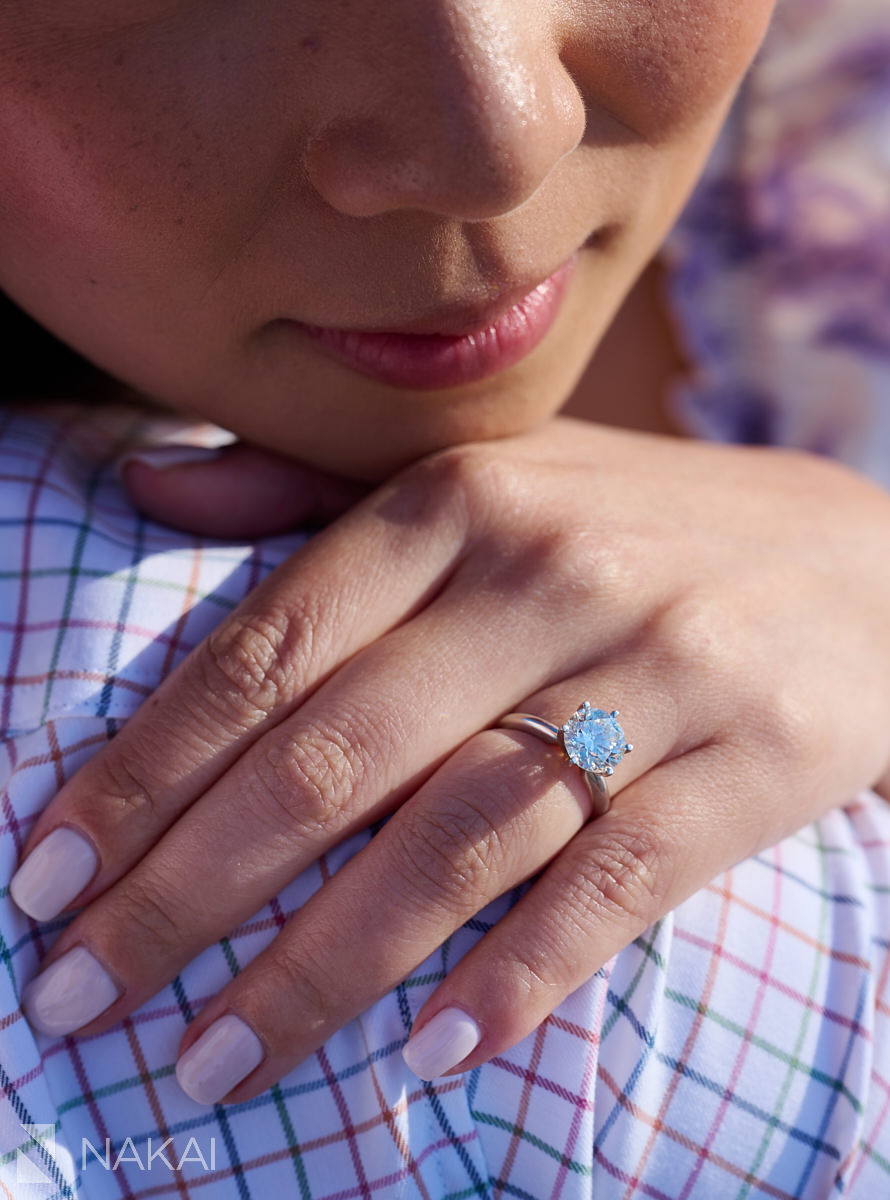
[{"xmin": 293, "ymin": 253, "xmax": 578, "ymax": 390}]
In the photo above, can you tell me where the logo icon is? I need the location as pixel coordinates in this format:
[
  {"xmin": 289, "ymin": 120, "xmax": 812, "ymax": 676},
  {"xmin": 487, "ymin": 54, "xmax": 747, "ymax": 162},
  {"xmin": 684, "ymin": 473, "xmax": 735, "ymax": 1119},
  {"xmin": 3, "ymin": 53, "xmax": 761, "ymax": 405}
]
[{"xmin": 14, "ymin": 1124, "xmax": 58, "ymax": 1191}]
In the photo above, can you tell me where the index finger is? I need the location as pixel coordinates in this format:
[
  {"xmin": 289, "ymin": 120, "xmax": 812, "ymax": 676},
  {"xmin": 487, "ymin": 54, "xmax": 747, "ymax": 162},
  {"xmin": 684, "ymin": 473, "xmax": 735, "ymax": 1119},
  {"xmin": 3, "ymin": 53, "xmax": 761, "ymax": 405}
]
[{"xmin": 9, "ymin": 459, "xmax": 471, "ymax": 920}]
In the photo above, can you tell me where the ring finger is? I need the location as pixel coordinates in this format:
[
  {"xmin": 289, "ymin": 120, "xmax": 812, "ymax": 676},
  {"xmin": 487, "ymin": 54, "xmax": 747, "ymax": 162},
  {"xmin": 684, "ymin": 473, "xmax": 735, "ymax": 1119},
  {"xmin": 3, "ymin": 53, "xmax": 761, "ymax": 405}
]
[{"xmin": 166, "ymin": 674, "xmax": 696, "ymax": 1105}]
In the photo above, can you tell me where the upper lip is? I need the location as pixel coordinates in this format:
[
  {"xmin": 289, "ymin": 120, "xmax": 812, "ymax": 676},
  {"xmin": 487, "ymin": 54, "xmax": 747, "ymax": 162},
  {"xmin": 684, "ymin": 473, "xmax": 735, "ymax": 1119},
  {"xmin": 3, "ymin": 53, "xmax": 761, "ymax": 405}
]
[{"xmin": 300, "ymin": 253, "xmax": 577, "ymax": 339}]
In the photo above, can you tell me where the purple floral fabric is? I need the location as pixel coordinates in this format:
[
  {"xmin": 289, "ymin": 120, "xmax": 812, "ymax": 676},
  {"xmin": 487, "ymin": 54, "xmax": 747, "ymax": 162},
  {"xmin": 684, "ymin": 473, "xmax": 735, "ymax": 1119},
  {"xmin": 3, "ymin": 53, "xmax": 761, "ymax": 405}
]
[{"xmin": 661, "ymin": 0, "xmax": 890, "ymax": 486}]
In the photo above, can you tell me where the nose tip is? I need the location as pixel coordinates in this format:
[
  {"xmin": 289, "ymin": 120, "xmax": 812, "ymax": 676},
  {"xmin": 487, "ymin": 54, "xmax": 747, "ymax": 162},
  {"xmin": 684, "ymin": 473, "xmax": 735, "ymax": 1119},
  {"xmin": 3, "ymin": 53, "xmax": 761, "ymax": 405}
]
[{"xmin": 303, "ymin": 46, "xmax": 586, "ymax": 221}]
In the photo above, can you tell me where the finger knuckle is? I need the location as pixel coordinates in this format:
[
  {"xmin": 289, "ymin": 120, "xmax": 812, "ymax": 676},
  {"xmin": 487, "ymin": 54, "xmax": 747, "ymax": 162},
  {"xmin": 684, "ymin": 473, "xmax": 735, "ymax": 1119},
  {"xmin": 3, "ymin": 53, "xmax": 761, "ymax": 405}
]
[
  {"xmin": 262, "ymin": 936, "xmax": 336, "ymax": 1035},
  {"xmin": 199, "ymin": 606, "xmax": 315, "ymax": 717},
  {"xmin": 652, "ymin": 586, "xmax": 744, "ymax": 692},
  {"xmin": 116, "ymin": 876, "xmax": 191, "ymax": 955},
  {"xmin": 83, "ymin": 751, "xmax": 162, "ymax": 834},
  {"xmin": 529, "ymin": 523, "xmax": 632, "ymax": 612},
  {"xmin": 253, "ymin": 721, "xmax": 365, "ymax": 839},
  {"xmin": 451, "ymin": 515, "xmax": 633, "ymax": 637},
  {"xmin": 504, "ymin": 945, "xmax": 565, "ymax": 1003},
  {"xmin": 394, "ymin": 789, "xmax": 515, "ymax": 909},
  {"xmin": 742, "ymin": 677, "xmax": 820, "ymax": 772},
  {"xmin": 407, "ymin": 444, "xmax": 522, "ymax": 531},
  {"xmin": 572, "ymin": 826, "xmax": 666, "ymax": 929}
]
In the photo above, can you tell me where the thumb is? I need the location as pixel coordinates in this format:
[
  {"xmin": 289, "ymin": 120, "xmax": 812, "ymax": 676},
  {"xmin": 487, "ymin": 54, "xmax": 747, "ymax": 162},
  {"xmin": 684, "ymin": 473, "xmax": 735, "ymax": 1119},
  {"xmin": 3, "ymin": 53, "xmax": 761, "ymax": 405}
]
[{"xmin": 116, "ymin": 442, "xmax": 370, "ymax": 538}]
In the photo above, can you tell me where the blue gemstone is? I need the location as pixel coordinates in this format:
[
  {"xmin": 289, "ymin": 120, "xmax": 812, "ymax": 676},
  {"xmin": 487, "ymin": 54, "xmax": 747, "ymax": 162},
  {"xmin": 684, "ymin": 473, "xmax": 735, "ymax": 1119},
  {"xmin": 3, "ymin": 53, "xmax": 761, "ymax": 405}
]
[{"xmin": 562, "ymin": 705, "xmax": 626, "ymax": 773}]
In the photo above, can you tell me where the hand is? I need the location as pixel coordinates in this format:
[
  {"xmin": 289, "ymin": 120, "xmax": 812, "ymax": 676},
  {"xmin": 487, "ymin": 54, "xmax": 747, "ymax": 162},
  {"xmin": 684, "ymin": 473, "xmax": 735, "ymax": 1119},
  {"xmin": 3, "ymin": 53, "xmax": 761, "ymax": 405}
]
[
  {"xmin": 12, "ymin": 418, "xmax": 890, "ymax": 1104},
  {"xmin": 116, "ymin": 438, "xmax": 370, "ymax": 537}
]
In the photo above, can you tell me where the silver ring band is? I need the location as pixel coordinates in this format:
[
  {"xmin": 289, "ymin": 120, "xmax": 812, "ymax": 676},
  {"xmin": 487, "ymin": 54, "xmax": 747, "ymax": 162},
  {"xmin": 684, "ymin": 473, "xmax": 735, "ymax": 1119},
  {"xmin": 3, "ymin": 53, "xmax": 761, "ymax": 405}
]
[{"xmin": 496, "ymin": 702, "xmax": 633, "ymax": 819}]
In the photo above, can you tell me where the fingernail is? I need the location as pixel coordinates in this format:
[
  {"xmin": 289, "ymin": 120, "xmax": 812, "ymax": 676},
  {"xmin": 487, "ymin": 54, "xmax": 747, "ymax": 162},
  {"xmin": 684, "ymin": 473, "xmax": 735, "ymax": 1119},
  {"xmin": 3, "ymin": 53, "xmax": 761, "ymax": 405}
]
[
  {"xmin": 21, "ymin": 946, "xmax": 121, "ymax": 1036},
  {"xmin": 401, "ymin": 1007, "xmax": 482, "ymax": 1081},
  {"xmin": 175, "ymin": 1013, "xmax": 265, "ymax": 1106},
  {"xmin": 115, "ymin": 445, "xmax": 223, "ymax": 479},
  {"xmin": 10, "ymin": 827, "xmax": 99, "ymax": 921}
]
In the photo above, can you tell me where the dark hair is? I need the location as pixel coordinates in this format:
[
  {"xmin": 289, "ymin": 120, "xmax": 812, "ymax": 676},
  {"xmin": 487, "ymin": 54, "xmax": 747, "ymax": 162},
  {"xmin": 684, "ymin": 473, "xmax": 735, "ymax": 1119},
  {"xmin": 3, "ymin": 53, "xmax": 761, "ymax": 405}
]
[{"xmin": 0, "ymin": 291, "xmax": 114, "ymax": 400}]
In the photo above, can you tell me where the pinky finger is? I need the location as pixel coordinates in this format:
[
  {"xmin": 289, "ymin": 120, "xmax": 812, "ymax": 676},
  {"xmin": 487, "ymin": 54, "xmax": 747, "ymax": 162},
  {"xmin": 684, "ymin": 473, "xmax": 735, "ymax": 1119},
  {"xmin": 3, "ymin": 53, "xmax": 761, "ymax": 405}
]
[{"xmin": 401, "ymin": 743, "xmax": 753, "ymax": 1081}]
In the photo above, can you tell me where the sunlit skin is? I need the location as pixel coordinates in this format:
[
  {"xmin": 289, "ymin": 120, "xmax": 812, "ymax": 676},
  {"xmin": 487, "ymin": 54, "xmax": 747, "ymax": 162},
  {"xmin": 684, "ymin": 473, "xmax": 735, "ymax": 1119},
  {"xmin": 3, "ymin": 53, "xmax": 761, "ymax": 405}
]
[
  {"xmin": 15, "ymin": 1, "xmax": 890, "ymax": 1112},
  {"xmin": 0, "ymin": 0, "xmax": 776, "ymax": 477}
]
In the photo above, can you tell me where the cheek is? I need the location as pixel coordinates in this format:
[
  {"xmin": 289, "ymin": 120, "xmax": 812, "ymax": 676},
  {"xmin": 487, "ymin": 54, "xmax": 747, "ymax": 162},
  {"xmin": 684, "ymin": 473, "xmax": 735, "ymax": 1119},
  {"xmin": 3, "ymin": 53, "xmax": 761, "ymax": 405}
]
[
  {"xmin": 0, "ymin": 95, "xmax": 129, "ymax": 257},
  {"xmin": 0, "ymin": 17, "xmax": 266, "ymax": 296},
  {"xmin": 0, "ymin": 15, "xmax": 283, "ymax": 396},
  {"xmin": 568, "ymin": 0, "xmax": 777, "ymax": 135},
  {"xmin": 655, "ymin": 0, "xmax": 776, "ymax": 107}
]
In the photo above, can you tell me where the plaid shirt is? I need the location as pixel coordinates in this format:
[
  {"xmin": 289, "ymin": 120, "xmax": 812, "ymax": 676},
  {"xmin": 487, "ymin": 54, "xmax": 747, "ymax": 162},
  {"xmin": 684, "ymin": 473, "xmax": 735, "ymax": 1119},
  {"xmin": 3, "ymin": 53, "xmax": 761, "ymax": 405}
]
[{"xmin": 2, "ymin": 403, "xmax": 890, "ymax": 1199}]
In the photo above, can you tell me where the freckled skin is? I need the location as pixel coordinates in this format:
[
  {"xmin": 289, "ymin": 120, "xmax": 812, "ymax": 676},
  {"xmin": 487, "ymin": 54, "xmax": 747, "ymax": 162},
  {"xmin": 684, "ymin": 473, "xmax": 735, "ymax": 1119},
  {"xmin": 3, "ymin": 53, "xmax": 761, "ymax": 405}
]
[{"xmin": 0, "ymin": 0, "xmax": 776, "ymax": 479}]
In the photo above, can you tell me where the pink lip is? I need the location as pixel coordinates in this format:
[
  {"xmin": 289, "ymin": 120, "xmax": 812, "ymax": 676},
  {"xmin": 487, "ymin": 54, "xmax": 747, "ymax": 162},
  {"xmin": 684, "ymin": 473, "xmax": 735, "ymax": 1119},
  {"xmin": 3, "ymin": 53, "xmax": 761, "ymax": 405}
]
[{"xmin": 292, "ymin": 253, "xmax": 578, "ymax": 390}]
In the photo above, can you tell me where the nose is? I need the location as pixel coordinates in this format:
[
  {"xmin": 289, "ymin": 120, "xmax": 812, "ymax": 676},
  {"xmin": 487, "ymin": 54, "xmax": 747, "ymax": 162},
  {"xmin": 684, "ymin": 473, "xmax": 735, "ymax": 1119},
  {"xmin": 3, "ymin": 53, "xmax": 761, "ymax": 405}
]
[{"xmin": 303, "ymin": 3, "xmax": 586, "ymax": 221}]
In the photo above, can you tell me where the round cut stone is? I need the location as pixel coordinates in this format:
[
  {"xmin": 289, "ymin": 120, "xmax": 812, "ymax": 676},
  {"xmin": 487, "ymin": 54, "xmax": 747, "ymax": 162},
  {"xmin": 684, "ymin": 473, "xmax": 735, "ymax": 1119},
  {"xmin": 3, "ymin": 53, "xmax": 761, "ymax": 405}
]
[{"xmin": 562, "ymin": 704, "xmax": 627, "ymax": 773}]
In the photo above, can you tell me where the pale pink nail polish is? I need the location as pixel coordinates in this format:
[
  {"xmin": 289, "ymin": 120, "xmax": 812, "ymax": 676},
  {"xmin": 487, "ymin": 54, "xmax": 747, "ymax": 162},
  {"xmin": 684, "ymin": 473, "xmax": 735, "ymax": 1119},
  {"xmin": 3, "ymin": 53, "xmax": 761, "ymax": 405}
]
[
  {"xmin": 22, "ymin": 946, "xmax": 121, "ymax": 1036},
  {"xmin": 10, "ymin": 827, "xmax": 99, "ymax": 921},
  {"xmin": 176, "ymin": 1013, "xmax": 265, "ymax": 1106},
  {"xmin": 401, "ymin": 1007, "xmax": 482, "ymax": 1080},
  {"xmin": 115, "ymin": 445, "xmax": 223, "ymax": 480}
]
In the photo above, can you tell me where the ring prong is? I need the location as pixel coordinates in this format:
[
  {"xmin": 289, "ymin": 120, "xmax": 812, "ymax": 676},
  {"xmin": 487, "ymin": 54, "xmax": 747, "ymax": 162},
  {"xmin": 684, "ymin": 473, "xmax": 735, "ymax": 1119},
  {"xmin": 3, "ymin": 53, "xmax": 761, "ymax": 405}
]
[
  {"xmin": 625, "ymin": 743, "xmax": 633, "ymax": 753},
  {"xmin": 611, "ymin": 709, "xmax": 619, "ymax": 717}
]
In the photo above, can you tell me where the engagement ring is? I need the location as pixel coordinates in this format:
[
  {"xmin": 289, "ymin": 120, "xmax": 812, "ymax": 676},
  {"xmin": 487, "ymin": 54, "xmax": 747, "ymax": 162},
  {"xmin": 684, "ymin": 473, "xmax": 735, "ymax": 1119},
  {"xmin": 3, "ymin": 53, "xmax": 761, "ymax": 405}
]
[{"xmin": 496, "ymin": 701, "xmax": 633, "ymax": 817}]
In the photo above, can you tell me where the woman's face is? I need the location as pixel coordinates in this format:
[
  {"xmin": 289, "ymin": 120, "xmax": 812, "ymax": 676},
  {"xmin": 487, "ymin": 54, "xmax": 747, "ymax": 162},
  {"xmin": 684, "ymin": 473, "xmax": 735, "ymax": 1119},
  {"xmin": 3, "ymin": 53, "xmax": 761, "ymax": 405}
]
[{"xmin": 0, "ymin": 0, "xmax": 775, "ymax": 478}]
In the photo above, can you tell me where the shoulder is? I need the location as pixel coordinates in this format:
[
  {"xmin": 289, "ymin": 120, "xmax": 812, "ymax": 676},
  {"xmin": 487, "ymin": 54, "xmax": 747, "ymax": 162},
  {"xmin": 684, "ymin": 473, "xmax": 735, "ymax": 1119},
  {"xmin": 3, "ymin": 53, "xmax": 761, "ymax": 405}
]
[{"xmin": 0, "ymin": 405, "xmax": 307, "ymax": 738}]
